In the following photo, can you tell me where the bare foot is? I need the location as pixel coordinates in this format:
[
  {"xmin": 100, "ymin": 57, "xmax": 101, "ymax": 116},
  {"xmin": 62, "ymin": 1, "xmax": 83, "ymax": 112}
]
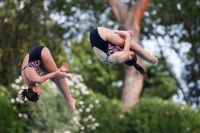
[
  {"xmin": 66, "ymin": 73, "xmax": 72, "ymax": 78},
  {"xmin": 146, "ymin": 52, "xmax": 158, "ymax": 64},
  {"xmin": 60, "ymin": 62, "xmax": 69, "ymax": 72},
  {"xmin": 67, "ymin": 98, "xmax": 76, "ymax": 114}
]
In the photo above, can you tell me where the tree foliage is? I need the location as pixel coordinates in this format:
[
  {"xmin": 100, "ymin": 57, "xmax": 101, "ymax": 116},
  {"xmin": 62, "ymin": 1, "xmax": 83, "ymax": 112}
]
[
  {"xmin": 142, "ymin": 58, "xmax": 177, "ymax": 99},
  {"xmin": 8, "ymin": 75, "xmax": 85, "ymax": 133},
  {"xmin": 26, "ymin": 81, "xmax": 79, "ymax": 133},
  {"xmin": 78, "ymin": 93, "xmax": 127, "ymax": 133},
  {"xmin": 78, "ymin": 90, "xmax": 200, "ymax": 133},
  {"xmin": 141, "ymin": 0, "xmax": 200, "ymax": 105},
  {"xmin": 0, "ymin": 85, "xmax": 24, "ymax": 133},
  {"xmin": 126, "ymin": 98, "xmax": 200, "ymax": 133},
  {"xmin": 0, "ymin": 0, "xmax": 67, "ymax": 86},
  {"xmin": 5, "ymin": 73, "xmax": 200, "ymax": 133},
  {"xmin": 48, "ymin": 0, "xmax": 112, "ymax": 35}
]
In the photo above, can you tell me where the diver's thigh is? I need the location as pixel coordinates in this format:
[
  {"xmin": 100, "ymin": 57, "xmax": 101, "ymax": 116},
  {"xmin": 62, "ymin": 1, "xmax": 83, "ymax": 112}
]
[
  {"xmin": 41, "ymin": 47, "xmax": 57, "ymax": 72},
  {"xmin": 98, "ymin": 27, "xmax": 125, "ymax": 47}
]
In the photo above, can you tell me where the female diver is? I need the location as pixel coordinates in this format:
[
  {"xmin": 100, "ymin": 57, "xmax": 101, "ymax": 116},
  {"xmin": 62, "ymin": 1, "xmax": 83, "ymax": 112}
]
[
  {"xmin": 20, "ymin": 46, "xmax": 76, "ymax": 114},
  {"xmin": 89, "ymin": 27, "xmax": 158, "ymax": 79}
]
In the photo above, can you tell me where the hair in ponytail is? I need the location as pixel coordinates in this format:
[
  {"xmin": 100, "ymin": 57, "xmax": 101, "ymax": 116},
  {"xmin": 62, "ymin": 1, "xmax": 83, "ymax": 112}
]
[
  {"xmin": 124, "ymin": 54, "xmax": 148, "ymax": 80},
  {"xmin": 20, "ymin": 88, "xmax": 39, "ymax": 102}
]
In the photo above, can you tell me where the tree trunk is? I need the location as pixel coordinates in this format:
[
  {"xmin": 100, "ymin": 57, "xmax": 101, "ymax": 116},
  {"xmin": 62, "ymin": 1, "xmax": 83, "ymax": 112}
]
[{"xmin": 107, "ymin": 0, "xmax": 150, "ymax": 110}]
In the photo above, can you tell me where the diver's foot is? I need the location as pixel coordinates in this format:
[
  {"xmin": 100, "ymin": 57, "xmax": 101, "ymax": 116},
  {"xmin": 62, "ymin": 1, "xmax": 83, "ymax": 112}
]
[
  {"xmin": 67, "ymin": 98, "xmax": 76, "ymax": 114},
  {"xmin": 60, "ymin": 62, "xmax": 69, "ymax": 72},
  {"xmin": 66, "ymin": 73, "xmax": 72, "ymax": 78},
  {"xmin": 146, "ymin": 52, "xmax": 158, "ymax": 64}
]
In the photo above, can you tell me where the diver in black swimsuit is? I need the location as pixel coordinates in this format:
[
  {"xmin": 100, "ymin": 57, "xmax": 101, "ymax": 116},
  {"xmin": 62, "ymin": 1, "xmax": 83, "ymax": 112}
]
[
  {"xmin": 89, "ymin": 27, "xmax": 158, "ymax": 79},
  {"xmin": 20, "ymin": 46, "xmax": 76, "ymax": 114}
]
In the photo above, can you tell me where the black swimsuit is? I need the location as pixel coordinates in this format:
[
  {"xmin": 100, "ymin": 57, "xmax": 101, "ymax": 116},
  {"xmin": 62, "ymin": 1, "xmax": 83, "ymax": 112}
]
[
  {"xmin": 22, "ymin": 46, "xmax": 44, "ymax": 84},
  {"xmin": 89, "ymin": 28, "xmax": 123, "ymax": 64}
]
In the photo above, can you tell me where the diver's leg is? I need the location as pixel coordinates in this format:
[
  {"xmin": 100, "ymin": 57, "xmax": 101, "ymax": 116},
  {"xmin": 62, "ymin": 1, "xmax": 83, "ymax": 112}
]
[{"xmin": 40, "ymin": 47, "xmax": 75, "ymax": 113}]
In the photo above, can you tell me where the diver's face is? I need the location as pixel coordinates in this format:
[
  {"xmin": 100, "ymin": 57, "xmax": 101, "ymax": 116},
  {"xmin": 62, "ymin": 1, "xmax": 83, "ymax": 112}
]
[{"xmin": 32, "ymin": 85, "xmax": 41, "ymax": 97}]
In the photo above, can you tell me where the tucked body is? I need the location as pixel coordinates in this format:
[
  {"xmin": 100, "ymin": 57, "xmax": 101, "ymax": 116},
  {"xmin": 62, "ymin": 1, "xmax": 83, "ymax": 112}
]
[{"xmin": 20, "ymin": 46, "xmax": 75, "ymax": 113}]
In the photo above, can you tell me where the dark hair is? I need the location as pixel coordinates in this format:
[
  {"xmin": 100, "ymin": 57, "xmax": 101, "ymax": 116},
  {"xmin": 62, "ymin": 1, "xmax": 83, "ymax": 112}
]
[
  {"xmin": 20, "ymin": 88, "xmax": 39, "ymax": 102},
  {"xmin": 124, "ymin": 54, "xmax": 148, "ymax": 80}
]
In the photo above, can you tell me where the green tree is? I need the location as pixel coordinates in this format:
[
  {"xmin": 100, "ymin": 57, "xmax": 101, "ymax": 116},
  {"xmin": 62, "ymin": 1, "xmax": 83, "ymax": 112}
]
[
  {"xmin": 126, "ymin": 98, "xmax": 200, "ymax": 133},
  {"xmin": 0, "ymin": 0, "xmax": 68, "ymax": 86},
  {"xmin": 141, "ymin": 0, "xmax": 200, "ymax": 105},
  {"xmin": 0, "ymin": 85, "xmax": 24, "ymax": 133},
  {"xmin": 76, "ymin": 85, "xmax": 200, "ymax": 133},
  {"xmin": 142, "ymin": 57, "xmax": 177, "ymax": 99},
  {"xmin": 27, "ymin": 81, "xmax": 79, "ymax": 133},
  {"xmin": 9, "ymin": 75, "xmax": 84, "ymax": 133},
  {"xmin": 8, "ymin": 73, "xmax": 200, "ymax": 133},
  {"xmin": 78, "ymin": 93, "xmax": 127, "ymax": 133}
]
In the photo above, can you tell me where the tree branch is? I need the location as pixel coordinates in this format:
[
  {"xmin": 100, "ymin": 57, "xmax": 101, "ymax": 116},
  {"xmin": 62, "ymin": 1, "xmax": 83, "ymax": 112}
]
[
  {"xmin": 131, "ymin": 0, "xmax": 150, "ymax": 25},
  {"xmin": 171, "ymin": 2, "xmax": 200, "ymax": 66},
  {"xmin": 156, "ymin": 41, "xmax": 189, "ymax": 104},
  {"xmin": 107, "ymin": 0, "xmax": 127, "ymax": 24}
]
